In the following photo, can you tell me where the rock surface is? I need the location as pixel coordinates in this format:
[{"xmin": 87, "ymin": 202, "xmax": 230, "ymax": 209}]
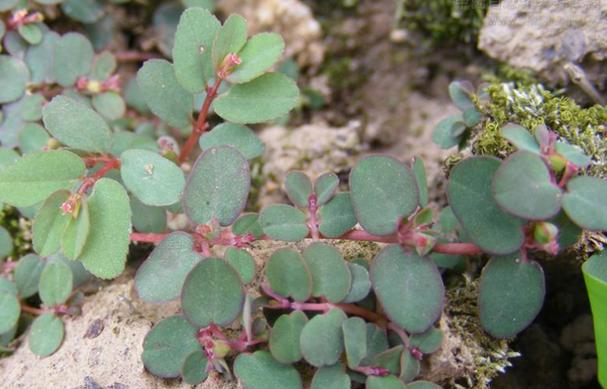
[{"xmin": 479, "ymin": 0, "xmax": 607, "ymax": 94}]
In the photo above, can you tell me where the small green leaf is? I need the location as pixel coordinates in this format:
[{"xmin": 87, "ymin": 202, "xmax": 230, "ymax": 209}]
[
  {"xmin": 199, "ymin": 123, "xmax": 264, "ymax": 160},
  {"xmin": 0, "ymin": 150, "xmax": 85, "ymax": 207},
  {"xmin": 173, "ymin": 7, "xmax": 220, "ymax": 93},
  {"xmin": 43, "ymin": 95, "xmax": 112, "ymax": 152},
  {"xmin": 366, "ymin": 323, "xmax": 389, "ymax": 357},
  {"xmin": 61, "ymin": 0, "xmax": 103, "ymax": 23},
  {"xmin": 302, "ymin": 243, "xmax": 351, "ymax": 303},
  {"xmin": 563, "ymin": 176, "xmax": 607, "ymax": 231},
  {"xmin": 212, "ymin": 14, "xmax": 247, "ymax": 68},
  {"xmin": 183, "ymin": 146, "xmax": 250, "ymax": 226},
  {"xmin": 350, "ymin": 155, "xmax": 418, "ymax": 236},
  {"xmin": 19, "ymin": 123, "xmax": 49, "ymax": 154},
  {"xmin": 0, "ymin": 277, "xmax": 16, "ymax": 295},
  {"xmin": 265, "ymin": 248, "xmax": 312, "ymax": 302},
  {"xmin": 285, "ymin": 171, "xmax": 312, "ymax": 208},
  {"xmin": 413, "ymin": 157, "xmax": 429, "ymax": 207},
  {"xmin": 137, "ymin": 59, "xmax": 193, "ymax": 128},
  {"xmin": 61, "ymin": 199, "xmax": 90, "ymax": 260},
  {"xmin": 463, "ymin": 107, "xmax": 482, "ymax": 127},
  {"xmin": 90, "ymin": 51, "xmax": 117, "ymax": 81},
  {"xmin": 493, "ymin": 151, "xmax": 562, "ymax": 220},
  {"xmin": 130, "ymin": 197, "xmax": 167, "ymax": 233},
  {"xmin": 314, "ymin": 172, "xmax": 339, "ymax": 206},
  {"xmin": 228, "ymin": 32, "xmax": 285, "ymax": 84},
  {"xmin": 33, "ymin": 190, "xmax": 70, "ymax": 256},
  {"xmin": 342, "ymin": 262, "xmax": 371, "ymax": 303},
  {"xmin": 269, "ymin": 311, "xmax": 308, "ymax": 364},
  {"xmin": 234, "ymin": 351, "xmax": 303, "ymax": 389},
  {"xmin": 225, "ymin": 247, "xmax": 255, "ymax": 284},
  {"xmin": 182, "ymin": 258, "xmax": 244, "ymax": 328},
  {"xmin": 501, "ymin": 123, "xmax": 540, "ymax": 153},
  {"xmin": 0, "ymin": 291, "xmax": 20, "ymax": 334},
  {"xmin": 318, "ymin": 192, "xmax": 357, "ymax": 238},
  {"xmin": 18, "ymin": 23, "xmax": 42, "ymax": 45},
  {"xmin": 53, "ymin": 33, "xmax": 94, "ymax": 87},
  {"xmin": 432, "ymin": 115, "xmax": 466, "ymax": 149},
  {"xmin": 367, "ymin": 346, "xmax": 403, "ymax": 375},
  {"xmin": 448, "ymin": 157, "xmax": 525, "ymax": 255},
  {"xmin": 233, "ymin": 213, "xmax": 263, "ymax": 238},
  {"xmin": 400, "ymin": 350, "xmax": 421, "ymax": 383},
  {"xmin": 181, "ymin": 350, "xmax": 208, "ymax": 385},
  {"xmin": 28, "ymin": 313, "xmax": 64, "ymax": 357},
  {"xmin": 0, "ymin": 55, "xmax": 30, "ymax": 104},
  {"xmin": 14, "ymin": 254, "xmax": 44, "ymax": 298},
  {"xmin": 366, "ymin": 375, "xmax": 407, "ymax": 389},
  {"xmin": 479, "ymin": 256, "xmax": 545, "ymax": 338},
  {"xmin": 311, "ymin": 364, "xmax": 350, "ymax": 389},
  {"xmin": 136, "ymin": 232, "xmax": 202, "ymax": 302},
  {"xmin": 25, "ymin": 31, "xmax": 59, "ymax": 85},
  {"xmin": 39, "ymin": 259, "xmax": 73, "ymax": 307},
  {"xmin": 555, "ymin": 141, "xmax": 591, "ymax": 168},
  {"xmin": 259, "ymin": 204, "xmax": 309, "ymax": 241},
  {"xmin": 121, "ymin": 149, "xmax": 185, "ymax": 207},
  {"xmin": 79, "ymin": 178, "xmax": 132, "ymax": 279},
  {"xmin": 448, "ymin": 81, "xmax": 474, "ymax": 111},
  {"xmin": 342, "ymin": 317, "xmax": 367, "ymax": 369},
  {"xmin": 410, "ymin": 327, "xmax": 443, "ymax": 354},
  {"xmin": 142, "ymin": 315, "xmax": 200, "ymax": 378},
  {"xmin": 214, "ymin": 72, "xmax": 300, "ymax": 124},
  {"xmin": 92, "ymin": 92, "xmax": 126, "ymax": 121},
  {"xmin": 300, "ymin": 308, "xmax": 347, "ymax": 367},
  {"xmin": 371, "ymin": 245, "xmax": 444, "ymax": 333}
]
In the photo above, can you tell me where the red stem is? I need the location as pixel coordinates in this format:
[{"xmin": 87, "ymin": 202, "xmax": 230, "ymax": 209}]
[
  {"xmin": 177, "ymin": 78, "xmax": 223, "ymax": 164},
  {"xmin": 20, "ymin": 303, "xmax": 45, "ymax": 316},
  {"xmin": 77, "ymin": 158, "xmax": 121, "ymax": 196},
  {"xmin": 130, "ymin": 232, "xmax": 168, "ymax": 244}
]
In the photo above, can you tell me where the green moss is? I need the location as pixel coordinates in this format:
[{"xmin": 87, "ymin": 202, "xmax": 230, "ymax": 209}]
[{"xmin": 473, "ymin": 82, "xmax": 607, "ymax": 177}]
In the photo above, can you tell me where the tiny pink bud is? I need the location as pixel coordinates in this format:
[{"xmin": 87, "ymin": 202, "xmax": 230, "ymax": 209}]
[
  {"xmin": 411, "ymin": 347, "xmax": 424, "ymax": 360},
  {"xmin": 60, "ymin": 200, "xmax": 75, "ymax": 215}
]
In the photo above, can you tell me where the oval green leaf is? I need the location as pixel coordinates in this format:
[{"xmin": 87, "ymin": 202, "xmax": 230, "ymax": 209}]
[
  {"xmin": 228, "ymin": 32, "xmax": 285, "ymax": 84},
  {"xmin": 234, "ymin": 351, "xmax": 303, "ymax": 389},
  {"xmin": 259, "ymin": 204, "xmax": 309, "ymax": 241},
  {"xmin": 302, "ymin": 243, "xmax": 351, "ymax": 303},
  {"xmin": 39, "ymin": 259, "xmax": 73, "ymax": 307},
  {"xmin": 314, "ymin": 172, "xmax": 339, "ymax": 206},
  {"xmin": 269, "ymin": 311, "xmax": 308, "ymax": 364},
  {"xmin": 0, "ymin": 55, "xmax": 30, "ymax": 104},
  {"xmin": 318, "ymin": 192, "xmax": 357, "ymax": 238},
  {"xmin": 181, "ymin": 350, "xmax": 208, "ymax": 385},
  {"xmin": 53, "ymin": 33, "xmax": 94, "ymax": 87},
  {"xmin": 300, "ymin": 308, "xmax": 347, "ymax": 367},
  {"xmin": 563, "ymin": 176, "xmax": 607, "ymax": 231},
  {"xmin": 211, "ymin": 14, "xmax": 247, "ymax": 68},
  {"xmin": 32, "ymin": 190, "xmax": 71, "ymax": 256},
  {"xmin": 0, "ymin": 291, "xmax": 20, "ymax": 334},
  {"xmin": 225, "ymin": 247, "xmax": 255, "ymax": 284},
  {"xmin": 28, "ymin": 313, "xmax": 64, "ymax": 357},
  {"xmin": 14, "ymin": 254, "xmax": 45, "ymax": 298},
  {"xmin": 265, "ymin": 248, "xmax": 312, "ymax": 302},
  {"xmin": 61, "ymin": 199, "xmax": 90, "ymax": 260},
  {"xmin": 310, "ymin": 364, "xmax": 350, "ymax": 389},
  {"xmin": 500, "ymin": 123, "xmax": 540, "ymax": 153},
  {"xmin": 199, "ymin": 123, "xmax": 264, "ymax": 160},
  {"xmin": 285, "ymin": 171, "xmax": 312, "ymax": 208}
]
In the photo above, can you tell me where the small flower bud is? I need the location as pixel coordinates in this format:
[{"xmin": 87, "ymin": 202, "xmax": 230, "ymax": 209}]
[
  {"xmin": 547, "ymin": 152, "xmax": 567, "ymax": 174},
  {"xmin": 533, "ymin": 222, "xmax": 558, "ymax": 245}
]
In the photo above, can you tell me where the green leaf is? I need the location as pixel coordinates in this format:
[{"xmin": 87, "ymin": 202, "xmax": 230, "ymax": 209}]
[
  {"xmin": 43, "ymin": 95, "xmax": 112, "ymax": 152},
  {"xmin": 342, "ymin": 262, "xmax": 371, "ymax": 303},
  {"xmin": 314, "ymin": 172, "xmax": 339, "ymax": 206},
  {"xmin": 39, "ymin": 259, "xmax": 73, "ymax": 307},
  {"xmin": 0, "ymin": 150, "xmax": 85, "ymax": 207},
  {"xmin": 259, "ymin": 204, "xmax": 309, "ymax": 241},
  {"xmin": 0, "ymin": 226, "xmax": 11, "ymax": 259},
  {"xmin": 311, "ymin": 364, "xmax": 350, "ymax": 389},
  {"xmin": 448, "ymin": 157, "xmax": 525, "ymax": 255},
  {"xmin": 583, "ymin": 250, "xmax": 607, "ymax": 283},
  {"xmin": 61, "ymin": 0, "xmax": 103, "ymax": 23},
  {"xmin": 199, "ymin": 123, "xmax": 264, "ymax": 160},
  {"xmin": 302, "ymin": 243, "xmax": 351, "ymax": 303},
  {"xmin": 130, "ymin": 197, "xmax": 167, "ymax": 233},
  {"xmin": 0, "ymin": 148, "xmax": 19, "ymax": 172},
  {"xmin": 410, "ymin": 327, "xmax": 443, "ymax": 354},
  {"xmin": 92, "ymin": 92, "xmax": 126, "ymax": 121},
  {"xmin": 367, "ymin": 346, "xmax": 403, "ymax": 375},
  {"xmin": 493, "ymin": 151, "xmax": 562, "ymax": 220},
  {"xmin": 212, "ymin": 14, "xmax": 247, "ymax": 68},
  {"xmin": 61, "ymin": 199, "xmax": 90, "ymax": 260},
  {"xmin": 266, "ymin": 248, "xmax": 312, "ymax": 302},
  {"xmin": 413, "ymin": 157, "xmax": 429, "ymax": 207},
  {"xmin": 181, "ymin": 350, "xmax": 208, "ymax": 385},
  {"xmin": 137, "ymin": 59, "xmax": 193, "ymax": 128},
  {"xmin": 182, "ymin": 258, "xmax": 244, "ymax": 328},
  {"xmin": 300, "ymin": 308, "xmax": 346, "ymax": 367},
  {"xmin": 28, "ymin": 313, "xmax": 64, "ymax": 357},
  {"xmin": 479, "ymin": 256, "xmax": 545, "ymax": 338},
  {"xmin": 18, "ymin": 23, "xmax": 42, "ymax": 45},
  {"xmin": 500, "ymin": 123, "xmax": 540, "ymax": 153},
  {"xmin": 269, "ymin": 311, "xmax": 308, "ymax": 364},
  {"xmin": 563, "ymin": 176, "xmax": 607, "ymax": 231},
  {"xmin": 142, "ymin": 316, "xmax": 200, "ymax": 378},
  {"xmin": 79, "ymin": 178, "xmax": 132, "ymax": 279},
  {"xmin": 555, "ymin": 141, "xmax": 591, "ymax": 168},
  {"xmin": 318, "ymin": 192, "xmax": 357, "ymax": 238},
  {"xmin": 135, "ymin": 232, "xmax": 202, "ymax": 302},
  {"xmin": 350, "ymin": 155, "xmax": 418, "ymax": 236},
  {"xmin": 183, "ymin": 146, "xmax": 250, "ymax": 226},
  {"xmin": 432, "ymin": 115, "xmax": 466, "ymax": 149},
  {"xmin": 234, "ymin": 351, "xmax": 302, "ymax": 389},
  {"xmin": 90, "ymin": 51, "xmax": 117, "ymax": 81},
  {"xmin": 225, "ymin": 247, "xmax": 255, "ymax": 284},
  {"xmin": 14, "ymin": 254, "xmax": 45, "ymax": 298},
  {"xmin": 32, "ymin": 190, "xmax": 71, "ymax": 256},
  {"xmin": 342, "ymin": 317, "xmax": 367, "ymax": 369},
  {"xmin": 19, "ymin": 123, "xmax": 49, "ymax": 154},
  {"xmin": 233, "ymin": 213, "xmax": 263, "ymax": 239},
  {"xmin": 120, "ymin": 149, "xmax": 185, "ymax": 207},
  {"xmin": 182, "ymin": 0, "xmax": 214, "ymax": 9},
  {"xmin": 213, "ymin": 72, "xmax": 300, "ymax": 124},
  {"xmin": 408, "ymin": 381, "xmax": 443, "ymax": 389},
  {"xmin": 228, "ymin": 32, "xmax": 285, "ymax": 84},
  {"xmin": 173, "ymin": 7, "xmax": 220, "ymax": 93},
  {"xmin": 366, "ymin": 323, "xmax": 389, "ymax": 357},
  {"xmin": 0, "ymin": 55, "xmax": 30, "ymax": 104},
  {"xmin": 366, "ymin": 375, "xmax": 407, "ymax": 389},
  {"xmin": 400, "ymin": 350, "xmax": 421, "ymax": 383},
  {"xmin": 285, "ymin": 171, "xmax": 312, "ymax": 208},
  {"xmin": 448, "ymin": 81, "xmax": 474, "ymax": 111},
  {"xmin": 0, "ymin": 291, "xmax": 20, "ymax": 334},
  {"xmin": 463, "ymin": 107, "xmax": 482, "ymax": 127},
  {"xmin": 551, "ymin": 211, "xmax": 582, "ymax": 250},
  {"xmin": 25, "ymin": 31, "xmax": 59, "ymax": 85},
  {"xmin": 0, "ymin": 0, "xmax": 18, "ymax": 12},
  {"xmin": 0, "ymin": 277, "xmax": 16, "ymax": 295},
  {"xmin": 371, "ymin": 245, "xmax": 444, "ymax": 333},
  {"xmin": 53, "ymin": 33, "xmax": 94, "ymax": 87}
]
